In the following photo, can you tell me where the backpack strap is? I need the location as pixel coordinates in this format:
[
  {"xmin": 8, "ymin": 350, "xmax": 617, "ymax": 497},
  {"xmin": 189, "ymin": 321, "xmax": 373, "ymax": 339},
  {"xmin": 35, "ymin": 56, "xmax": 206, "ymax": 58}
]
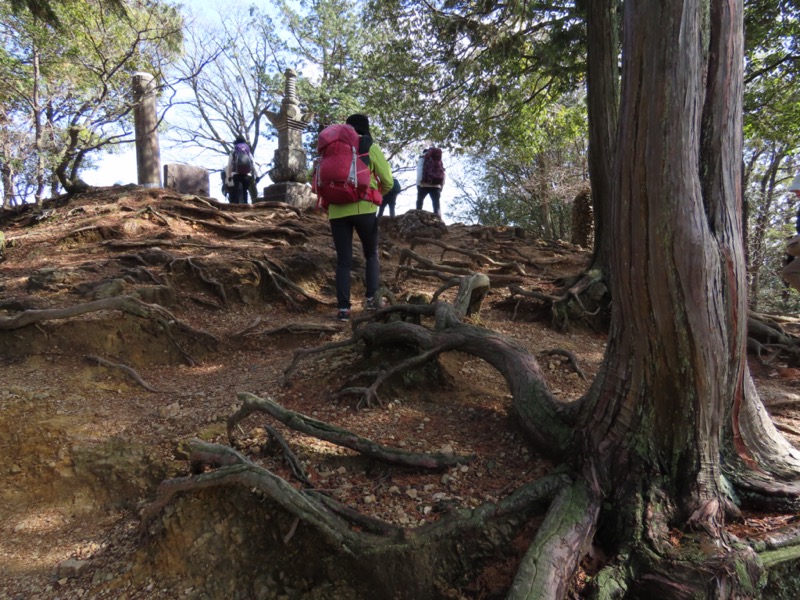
[{"xmin": 358, "ymin": 135, "xmax": 372, "ymax": 167}]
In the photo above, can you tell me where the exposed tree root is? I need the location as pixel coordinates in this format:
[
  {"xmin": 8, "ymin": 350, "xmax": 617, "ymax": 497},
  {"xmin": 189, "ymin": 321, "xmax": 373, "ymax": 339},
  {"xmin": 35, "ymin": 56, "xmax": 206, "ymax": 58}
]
[
  {"xmin": 252, "ymin": 258, "xmax": 334, "ymax": 308},
  {"xmin": 431, "ymin": 272, "xmax": 490, "ymax": 320},
  {"xmin": 60, "ymin": 224, "xmax": 122, "ymax": 242},
  {"xmin": 139, "ymin": 264, "xmax": 800, "ymax": 597},
  {"xmin": 507, "ymin": 477, "xmax": 600, "ymax": 600},
  {"xmin": 231, "ymin": 318, "xmax": 339, "ymax": 339},
  {"xmin": 0, "ymin": 295, "xmax": 218, "ymax": 365},
  {"xmin": 410, "ymin": 237, "xmax": 529, "ymax": 276},
  {"xmin": 159, "ymin": 200, "xmax": 239, "ymax": 223},
  {"xmin": 85, "ymin": 354, "xmax": 163, "ymax": 392},
  {"xmin": 170, "ymin": 257, "xmax": 227, "ymax": 305},
  {"xmin": 179, "ymin": 216, "xmax": 308, "ymax": 243},
  {"xmin": 262, "ymin": 423, "xmax": 313, "ymax": 486},
  {"xmin": 542, "ymin": 348, "xmax": 588, "ymax": 380},
  {"xmin": 397, "ymin": 249, "xmax": 526, "ymax": 286},
  {"xmin": 228, "ymin": 392, "xmax": 474, "ymax": 469},
  {"xmin": 143, "ymin": 435, "xmax": 575, "ymax": 598},
  {"xmin": 287, "ymin": 299, "xmax": 572, "ymax": 454},
  {"xmin": 106, "ymin": 238, "xmax": 290, "ymax": 251},
  {"xmin": 747, "ymin": 314, "xmax": 800, "ymax": 367},
  {"xmin": 508, "ymin": 268, "xmax": 609, "ymax": 331}
]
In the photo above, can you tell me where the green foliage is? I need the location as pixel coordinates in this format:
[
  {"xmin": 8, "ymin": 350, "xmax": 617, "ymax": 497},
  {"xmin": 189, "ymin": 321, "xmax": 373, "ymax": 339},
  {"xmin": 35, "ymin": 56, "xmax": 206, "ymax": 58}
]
[
  {"xmin": 743, "ymin": 0, "xmax": 800, "ymax": 155},
  {"xmin": 0, "ymin": 0, "xmax": 183, "ymax": 201},
  {"xmin": 8, "ymin": 0, "xmax": 126, "ymax": 28},
  {"xmin": 450, "ymin": 93, "xmax": 588, "ymax": 236},
  {"xmin": 740, "ymin": 3, "xmax": 800, "ymax": 310},
  {"xmin": 364, "ymin": 0, "xmax": 586, "ymax": 152}
]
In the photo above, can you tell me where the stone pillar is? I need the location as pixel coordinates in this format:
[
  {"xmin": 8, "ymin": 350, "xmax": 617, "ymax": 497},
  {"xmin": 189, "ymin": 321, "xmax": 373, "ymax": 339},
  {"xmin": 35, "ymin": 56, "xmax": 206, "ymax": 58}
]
[{"xmin": 132, "ymin": 72, "xmax": 161, "ymax": 188}]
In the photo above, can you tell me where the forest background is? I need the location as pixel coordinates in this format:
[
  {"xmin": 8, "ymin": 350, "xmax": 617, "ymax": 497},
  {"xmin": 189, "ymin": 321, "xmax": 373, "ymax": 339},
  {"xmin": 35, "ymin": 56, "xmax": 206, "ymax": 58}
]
[{"xmin": 1, "ymin": 0, "xmax": 800, "ymax": 310}]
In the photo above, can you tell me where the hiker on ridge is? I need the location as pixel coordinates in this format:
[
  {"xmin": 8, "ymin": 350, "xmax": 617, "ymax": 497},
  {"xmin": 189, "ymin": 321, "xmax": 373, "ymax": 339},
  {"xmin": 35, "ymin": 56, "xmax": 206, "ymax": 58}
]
[
  {"xmin": 378, "ymin": 177, "xmax": 401, "ymax": 218},
  {"xmin": 416, "ymin": 147, "xmax": 445, "ymax": 216},
  {"xmin": 314, "ymin": 114, "xmax": 393, "ymax": 322},
  {"xmin": 225, "ymin": 135, "xmax": 256, "ymax": 204}
]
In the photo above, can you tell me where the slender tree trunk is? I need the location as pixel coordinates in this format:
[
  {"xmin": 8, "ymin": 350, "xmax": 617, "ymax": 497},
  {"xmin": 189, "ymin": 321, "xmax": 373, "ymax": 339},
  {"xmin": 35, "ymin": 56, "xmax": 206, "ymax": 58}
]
[
  {"xmin": 585, "ymin": 0, "xmax": 619, "ymax": 276},
  {"xmin": 748, "ymin": 148, "xmax": 785, "ymax": 308},
  {"xmin": 1, "ymin": 162, "xmax": 13, "ymax": 209},
  {"xmin": 32, "ymin": 42, "xmax": 45, "ymax": 206}
]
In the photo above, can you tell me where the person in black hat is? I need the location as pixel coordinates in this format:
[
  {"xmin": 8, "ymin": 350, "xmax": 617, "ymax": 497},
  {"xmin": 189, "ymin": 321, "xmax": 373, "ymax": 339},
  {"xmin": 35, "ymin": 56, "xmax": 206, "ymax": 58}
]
[{"xmin": 325, "ymin": 114, "xmax": 393, "ymax": 321}]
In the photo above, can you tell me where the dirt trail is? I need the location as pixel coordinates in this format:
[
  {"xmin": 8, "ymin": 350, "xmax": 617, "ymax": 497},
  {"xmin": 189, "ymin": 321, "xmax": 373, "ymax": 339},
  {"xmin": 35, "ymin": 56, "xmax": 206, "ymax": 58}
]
[{"xmin": 0, "ymin": 187, "xmax": 797, "ymax": 599}]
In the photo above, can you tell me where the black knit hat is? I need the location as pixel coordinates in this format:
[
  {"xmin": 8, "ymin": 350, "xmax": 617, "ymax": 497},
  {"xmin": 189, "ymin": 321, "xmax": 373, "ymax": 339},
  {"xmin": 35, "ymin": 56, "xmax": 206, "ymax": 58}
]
[{"xmin": 346, "ymin": 114, "xmax": 370, "ymax": 135}]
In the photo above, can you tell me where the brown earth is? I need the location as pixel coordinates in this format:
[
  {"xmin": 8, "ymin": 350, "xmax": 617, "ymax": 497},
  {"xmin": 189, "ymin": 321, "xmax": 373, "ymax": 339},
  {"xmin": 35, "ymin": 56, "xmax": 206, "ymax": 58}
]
[{"xmin": 0, "ymin": 186, "xmax": 798, "ymax": 600}]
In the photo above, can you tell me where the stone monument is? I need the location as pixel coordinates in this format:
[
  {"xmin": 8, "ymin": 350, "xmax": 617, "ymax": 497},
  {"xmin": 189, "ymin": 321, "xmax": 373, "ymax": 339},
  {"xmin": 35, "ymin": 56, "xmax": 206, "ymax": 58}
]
[
  {"xmin": 163, "ymin": 164, "xmax": 210, "ymax": 197},
  {"xmin": 260, "ymin": 69, "xmax": 316, "ymax": 208}
]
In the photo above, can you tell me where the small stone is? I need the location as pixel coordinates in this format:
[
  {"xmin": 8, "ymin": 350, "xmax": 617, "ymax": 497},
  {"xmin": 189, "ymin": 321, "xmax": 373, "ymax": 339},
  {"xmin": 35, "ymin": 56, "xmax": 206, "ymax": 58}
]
[
  {"xmin": 405, "ymin": 488, "xmax": 418, "ymax": 499},
  {"xmin": 158, "ymin": 402, "xmax": 180, "ymax": 419},
  {"xmin": 57, "ymin": 558, "xmax": 91, "ymax": 579}
]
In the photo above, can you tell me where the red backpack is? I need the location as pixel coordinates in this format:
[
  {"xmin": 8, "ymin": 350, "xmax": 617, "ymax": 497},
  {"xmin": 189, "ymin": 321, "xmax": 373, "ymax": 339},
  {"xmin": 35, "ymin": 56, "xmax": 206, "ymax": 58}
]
[
  {"xmin": 422, "ymin": 147, "xmax": 445, "ymax": 185},
  {"xmin": 314, "ymin": 124, "xmax": 374, "ymax": 208}
]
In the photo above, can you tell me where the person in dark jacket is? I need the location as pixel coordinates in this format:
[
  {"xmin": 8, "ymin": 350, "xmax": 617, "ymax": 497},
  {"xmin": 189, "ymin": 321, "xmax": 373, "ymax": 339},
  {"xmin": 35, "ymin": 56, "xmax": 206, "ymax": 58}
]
[
  {"xmin": 416, "ymin": 147, "xmax": 445, "ymax": 216},
  {"xmin": 225, "ymin": 135, "xmax": 256, "ymax": 204},
  {"xmin": 378, "ymin": 177, "xmax": 400, "ymax": 218}
]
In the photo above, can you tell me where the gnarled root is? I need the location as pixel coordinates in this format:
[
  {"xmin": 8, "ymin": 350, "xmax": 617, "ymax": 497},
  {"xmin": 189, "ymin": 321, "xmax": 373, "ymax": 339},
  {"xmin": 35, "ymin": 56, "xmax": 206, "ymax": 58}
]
[
  {"xmin": 227, "ymin": 392, "xmax": 474, "ymax": 469},
  {"xmin": 508, "ymin": 268, "xmax": 609, "ymax": 331}
]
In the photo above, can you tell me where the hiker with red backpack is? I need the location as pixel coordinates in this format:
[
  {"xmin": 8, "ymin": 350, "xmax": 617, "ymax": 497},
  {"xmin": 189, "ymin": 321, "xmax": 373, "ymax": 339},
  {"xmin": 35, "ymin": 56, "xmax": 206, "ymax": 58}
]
[
  {"xmin": 416, "ymin": 147, "xmax": 446, "ymax": 216},
  {"xmin": 225, "ymin": 135, "xmax": 256, "ymax": 204},
  {"xmin": 313, "ymin": 114, "xmax": 393, "ymax": 322}
]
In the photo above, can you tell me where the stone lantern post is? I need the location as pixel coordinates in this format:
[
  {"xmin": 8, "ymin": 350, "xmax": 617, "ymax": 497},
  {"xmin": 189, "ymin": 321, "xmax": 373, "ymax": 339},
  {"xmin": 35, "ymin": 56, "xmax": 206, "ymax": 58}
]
[
  {"xmin": 132, "ymin": 72, "xmax": 161, "ymax": 188},
  {"xmin": 261, "ymin": 69, "xmax": 315, "ymax": 207}
]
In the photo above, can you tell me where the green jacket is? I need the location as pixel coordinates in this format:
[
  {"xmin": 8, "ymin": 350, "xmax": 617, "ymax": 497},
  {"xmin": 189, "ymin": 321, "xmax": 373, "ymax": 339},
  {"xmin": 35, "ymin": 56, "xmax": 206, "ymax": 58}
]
[{"xmin": 328, "ymin": 141, "xmax": 394, "ymax": 219}]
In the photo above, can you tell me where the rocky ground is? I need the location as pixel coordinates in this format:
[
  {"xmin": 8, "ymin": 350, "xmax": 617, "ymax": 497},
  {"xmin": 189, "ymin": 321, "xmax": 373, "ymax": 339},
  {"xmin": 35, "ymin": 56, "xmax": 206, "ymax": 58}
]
[{"xmin": 1, "ymin": 186, "xmax": 798, "ymax": 600}]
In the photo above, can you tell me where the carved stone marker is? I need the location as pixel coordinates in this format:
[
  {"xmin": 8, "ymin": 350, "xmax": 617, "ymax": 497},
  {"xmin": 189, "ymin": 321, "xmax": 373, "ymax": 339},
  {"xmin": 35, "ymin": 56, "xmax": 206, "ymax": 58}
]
[
  {"xmin": 132, "ymin": 72, "xmax": 161, "ymax": 188},
  {"xmin": 163, "ymin": 164, "xmax": 210, "ymax": 197},
  {"xmin": 261, "ymin": 68, "xmax": 315, "ymax": 208}
]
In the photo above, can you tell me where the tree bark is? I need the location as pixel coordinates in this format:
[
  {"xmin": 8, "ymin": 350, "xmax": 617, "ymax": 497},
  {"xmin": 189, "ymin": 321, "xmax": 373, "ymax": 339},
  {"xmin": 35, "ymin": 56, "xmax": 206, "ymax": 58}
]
[
  {"xmin": 580, "ymin": 0, "xmax": 752, "ymax": 577},
  {"xmin": 584, "ymin": 0, "xmax": 619, "ymax": 277}
]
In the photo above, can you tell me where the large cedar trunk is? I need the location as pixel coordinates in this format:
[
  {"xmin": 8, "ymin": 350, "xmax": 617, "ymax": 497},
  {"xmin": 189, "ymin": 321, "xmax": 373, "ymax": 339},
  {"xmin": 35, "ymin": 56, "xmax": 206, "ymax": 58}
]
[{"xmin": 579, "ymin": 0, "xmax": 755, "ymax": 590}]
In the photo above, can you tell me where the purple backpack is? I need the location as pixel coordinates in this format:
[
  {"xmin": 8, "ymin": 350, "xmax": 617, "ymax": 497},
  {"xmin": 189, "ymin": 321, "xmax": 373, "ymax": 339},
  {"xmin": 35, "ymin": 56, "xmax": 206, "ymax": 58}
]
[{"xmin": 233, "ymin": 143, "xmax": 253, "ymax": 175}]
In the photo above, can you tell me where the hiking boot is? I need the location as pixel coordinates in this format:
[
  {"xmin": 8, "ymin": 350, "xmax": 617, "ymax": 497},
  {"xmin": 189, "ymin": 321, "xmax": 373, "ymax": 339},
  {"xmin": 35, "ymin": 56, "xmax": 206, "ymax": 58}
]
[
  {"xmin": 337, "ymin": 308, "xmax": 351, "ymax": 322},
  {"xmin": 365, "ymin": 297, "xmax": 380, "ymax": 311}
]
